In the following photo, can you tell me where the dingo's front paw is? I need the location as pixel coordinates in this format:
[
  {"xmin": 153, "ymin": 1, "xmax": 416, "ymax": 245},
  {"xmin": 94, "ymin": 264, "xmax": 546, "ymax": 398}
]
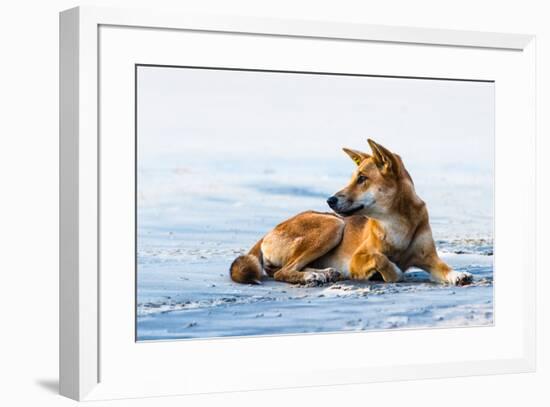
[{"xmin": 442, "ymin": 270, "xmax": 473, "ymax": 286}]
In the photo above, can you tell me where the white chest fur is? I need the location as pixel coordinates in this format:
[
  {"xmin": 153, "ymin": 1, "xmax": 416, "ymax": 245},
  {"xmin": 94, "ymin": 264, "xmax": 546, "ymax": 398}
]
[{"xmin": 375, "ymin": 218, "xmax": 412, "ymax": 250}]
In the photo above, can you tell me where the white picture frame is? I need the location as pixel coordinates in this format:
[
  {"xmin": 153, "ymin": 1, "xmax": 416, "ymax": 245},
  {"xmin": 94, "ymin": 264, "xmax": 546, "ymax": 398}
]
[{"xmin": 59, "ymin": 6, "xmax": 536, "ymax": 401}]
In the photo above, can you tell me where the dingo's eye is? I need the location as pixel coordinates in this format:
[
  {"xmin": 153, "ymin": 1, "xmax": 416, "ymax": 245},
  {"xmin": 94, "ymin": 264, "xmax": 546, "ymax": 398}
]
[{"xmin": 357, "ymin": 175, "xmax": 368, "ymax": 184}]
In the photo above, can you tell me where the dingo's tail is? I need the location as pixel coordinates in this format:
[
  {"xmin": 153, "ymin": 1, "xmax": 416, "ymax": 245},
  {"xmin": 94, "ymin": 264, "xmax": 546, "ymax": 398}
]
[{"xmin": 230, "ymin": 238, "xmax": 263, "ymax": 284}]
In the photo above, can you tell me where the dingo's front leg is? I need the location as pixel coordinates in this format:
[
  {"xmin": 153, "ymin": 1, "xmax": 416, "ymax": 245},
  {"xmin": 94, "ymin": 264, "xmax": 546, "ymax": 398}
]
[
  {"xmin": 408, "ymin": 225, "xmax": 473, "ymax": 286},
  {"xmin": 421, "ymin": 256, "xmax": 473, "ymax": 286},
  {"xmin": 349, "ymin": 250, "xmax": 403, "ymax": 283}
]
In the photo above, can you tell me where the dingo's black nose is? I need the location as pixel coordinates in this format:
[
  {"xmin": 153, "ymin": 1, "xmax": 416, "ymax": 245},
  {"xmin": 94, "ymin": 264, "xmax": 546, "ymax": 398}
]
[{"xmin": 327, "ymin": 196, "xmax": 338, "ymax": 208}]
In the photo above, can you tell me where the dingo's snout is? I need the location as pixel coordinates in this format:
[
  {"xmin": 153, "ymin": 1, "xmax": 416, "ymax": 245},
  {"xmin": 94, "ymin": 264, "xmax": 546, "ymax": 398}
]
[
  {"xmin": 327, "ymin": 193, "xmax": 364, "ymax": 217},
  {"xmin": 326, "ymin": 196, "xmax": 339, "ymax": 209}
]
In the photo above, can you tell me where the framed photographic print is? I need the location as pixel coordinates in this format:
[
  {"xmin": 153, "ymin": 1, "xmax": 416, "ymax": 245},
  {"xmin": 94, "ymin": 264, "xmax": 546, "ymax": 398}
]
[
  {"xmin": 135, "ymin": 65, "xmax": 494, "ymax": 341},
  {"xmin": 60, "ymin": 6, "xmax": 537, "ymax": 401}
]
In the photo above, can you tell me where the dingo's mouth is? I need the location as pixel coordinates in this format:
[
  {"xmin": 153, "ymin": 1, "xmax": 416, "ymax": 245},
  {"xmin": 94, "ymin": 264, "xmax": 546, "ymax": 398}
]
[{"xmin": 337, "ymin": 205, "xmax": 364, "ymax": 217}]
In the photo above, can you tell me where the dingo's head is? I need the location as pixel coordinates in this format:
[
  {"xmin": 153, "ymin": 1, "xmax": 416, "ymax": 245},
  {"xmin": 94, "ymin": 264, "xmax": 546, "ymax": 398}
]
[{"xmin": 327, "ymin": 139, "xmax": 413, "ymax": 218}]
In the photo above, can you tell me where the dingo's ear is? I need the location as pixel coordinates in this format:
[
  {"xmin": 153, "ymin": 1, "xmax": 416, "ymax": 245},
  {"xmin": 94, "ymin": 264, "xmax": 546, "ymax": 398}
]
[
  {"xmin": 343, "ymin": 148, "xmax": 370, "ymax": 166},
  {"xmin": 367, "ymin": 139, "xmax": 399, "ymax": 175}
]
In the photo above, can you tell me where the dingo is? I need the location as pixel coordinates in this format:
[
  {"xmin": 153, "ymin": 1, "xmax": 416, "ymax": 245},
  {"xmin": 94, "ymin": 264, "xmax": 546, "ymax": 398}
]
[{"xmin": 230, "ymin": 139, "xmax": 473, "ymax": 286}]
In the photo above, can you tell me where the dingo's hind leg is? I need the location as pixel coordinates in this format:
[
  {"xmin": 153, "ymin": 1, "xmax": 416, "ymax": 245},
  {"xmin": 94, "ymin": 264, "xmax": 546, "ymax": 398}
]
[
  {"xmin": 274, "ymin": 262, "xmax": 342, "ymax": 286},
  {"xmin": 262, "ymin": 211, "xmax": 345, "ymax": 285}
]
